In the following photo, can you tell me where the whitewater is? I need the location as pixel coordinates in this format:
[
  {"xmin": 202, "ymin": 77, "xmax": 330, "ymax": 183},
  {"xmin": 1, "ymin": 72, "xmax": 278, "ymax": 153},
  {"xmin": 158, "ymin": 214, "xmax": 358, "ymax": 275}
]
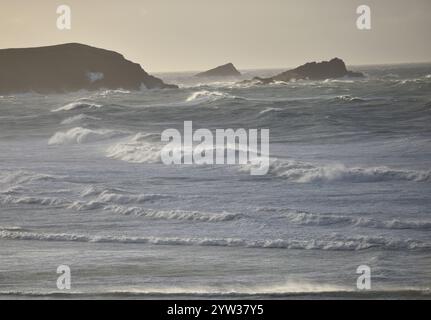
[{"xmin": 0, "ymin": 64, "xmax": 431, "ymax": 299}]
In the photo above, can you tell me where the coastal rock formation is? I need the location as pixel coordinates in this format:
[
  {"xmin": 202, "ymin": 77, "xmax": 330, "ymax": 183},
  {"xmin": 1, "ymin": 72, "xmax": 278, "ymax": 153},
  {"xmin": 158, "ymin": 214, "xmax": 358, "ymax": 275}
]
[
  {"xmin": 0, "ymin": 43, "xmax": 177, "ymax": 94},
  {"xmin": 195, "ymin": 63, "xmax": 241, "ymax": 77},
  {"xmin": 250, "ymin": 58, "xmax": 364, "ymax": 84}
]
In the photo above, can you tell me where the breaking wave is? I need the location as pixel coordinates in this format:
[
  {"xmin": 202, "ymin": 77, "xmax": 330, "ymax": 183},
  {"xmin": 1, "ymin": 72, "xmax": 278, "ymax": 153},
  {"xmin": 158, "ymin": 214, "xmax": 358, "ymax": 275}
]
[
  {"xmin": 2, "ymin": 287, "xmax": 429, "ymax": 299},
  {"xmin": 333, "ymin": 95, "xmax": 366, "ymax": 103},
  {"xmin": 0, "ymin": 181, "xmax": 236, "ymax": 223},
  {"xmin": 0, "ymin": 170, "xmax": 61, "ymax": 186},
  {"xmin": 186, "ymin": 90, "xmax": 232, "ymax": 103},
  {"xmin": 49, "ymin": 127, "xmax": 130, "ymax": 145},
  {"xmin": 52, "ymin": 101, "xmax": 103, "ymax": 112},
  {"xmin": 85, "ymin": 190, "xmax": 172, "ymax": 205},
  {"xmin": 0, "ymin": 195, "xmax": 67, "ymax": 206},
  {"xmin": 103, "ymin": 205, "xmax": 240, "ymax": 222},
  {"xmin": 60, "ymin": 114, "xmax": 101, "ymax": 125},
  {"xmin": 275, "ymin": 209, "xmax": 431, "ymax": 230},
  {"xmin": 96, "ymin": 89, "xmax": 131, "ymax": 97},
  {"xmin": 68, "ymin": 191, "xmax": 174, "ymax": 211},
  {"xmin": 106, "ymin": 132, "xmax": 256, "ymax": 165},
  {"xmin": 106, "ymin": 133, "xmax": 163, "ymax": 163},
  {"xmin": 0, "ymin": 226, "xmax": 24, "ymax": 232},
  {"xmin": 0, "ymin": 230, "xmax": 429, "ymax": 251},
  {"xmin": 241, "ymin": 159, "xmax": 431, "ymax": 183},
  {"xmin": 259, "ymin": 107, "xmax": 282, "ymax": 115}
]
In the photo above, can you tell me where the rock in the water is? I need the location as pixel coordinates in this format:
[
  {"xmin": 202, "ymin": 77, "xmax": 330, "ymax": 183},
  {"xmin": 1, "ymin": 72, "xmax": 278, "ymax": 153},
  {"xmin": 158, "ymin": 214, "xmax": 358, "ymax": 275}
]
[
  {"xmin": 0, "ymin": 43, "xmax": 177, "ymax": 94},
  {"xmin": 195, "ymin": 63, "xmax": 241, "ymax": 77},
  {"xmin": 250, "ymin": 58, "xmax": 364, "ymax": 84}
]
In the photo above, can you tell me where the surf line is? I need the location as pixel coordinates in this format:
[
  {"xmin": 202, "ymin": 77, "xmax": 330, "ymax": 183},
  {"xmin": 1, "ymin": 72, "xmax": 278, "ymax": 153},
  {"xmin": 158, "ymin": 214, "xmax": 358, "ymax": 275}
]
[{"xmin": 160, "ymin": 121, "xmax": 270, "ymax": 175}]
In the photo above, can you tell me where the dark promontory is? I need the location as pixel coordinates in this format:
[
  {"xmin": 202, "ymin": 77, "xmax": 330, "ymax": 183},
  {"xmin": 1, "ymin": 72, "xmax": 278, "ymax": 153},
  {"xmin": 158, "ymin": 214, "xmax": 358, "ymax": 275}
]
[
  {"xmin": 252, "ymin": 58, "xmax": 364, "ymax": 84},
  {"xmin": 195, "ymin": 63, "xmax": 241, "ymax": 77},
  {"xmin": 0, "ymin": 43, "xmax": 177, "ymax": 94}
]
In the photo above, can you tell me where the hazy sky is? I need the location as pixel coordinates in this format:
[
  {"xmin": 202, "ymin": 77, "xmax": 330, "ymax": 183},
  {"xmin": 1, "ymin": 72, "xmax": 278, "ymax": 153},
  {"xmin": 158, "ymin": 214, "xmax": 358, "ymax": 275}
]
[{"xmin": 1, "ymin": 0, "xmax": 430, "ymax": 72}]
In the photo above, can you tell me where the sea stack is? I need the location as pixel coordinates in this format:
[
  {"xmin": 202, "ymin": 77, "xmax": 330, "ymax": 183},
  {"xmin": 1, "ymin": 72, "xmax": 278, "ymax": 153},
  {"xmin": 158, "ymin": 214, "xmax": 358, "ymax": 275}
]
[
  {"xmin": 195, "ymin": 63, "xmax": 241, "ymax": 77},
  {"xmin": 0, "ymin": 43, "xmax": 177, "ymax": 94},
  {"xmin": 251, "ymin": 58, "xmax": 364, "ymax": 84}
]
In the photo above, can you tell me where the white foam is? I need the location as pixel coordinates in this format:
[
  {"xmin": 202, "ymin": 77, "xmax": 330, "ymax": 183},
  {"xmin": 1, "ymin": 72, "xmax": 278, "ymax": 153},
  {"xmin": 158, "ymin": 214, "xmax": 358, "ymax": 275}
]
[
  {"xmin": 49, "ymin": 127, "xmax": 130, "ymax": 145},
  {"xmin": 280, "ymin": 210, "xmax": 431, "ymax": 230},
  {"xmin": 106, "ymin": 132, "xmax": 259, "ymax": 165},
  {"xmin": 52, "ymin": 101, "xmax": 102, "ymax": 112},
  {"xmin": 0, "ymin": 170, "xmax": 60, "ymax": 186},
  {"xmin": 185, "ymin": 90, "xmax": 236, "ymax": 105},
  {"xmin": 259, "ymin": 107, "xmax": 282, "ymax": 115},
  {"xmin": 242, "ymin": 159, "xmax": 431, "ymax": 183},
  {"xmin": 0, "ymin": 195, "xmax": 66, "ymax": 207},
  {"xmin": 106, "ymin": 133, "xmax": 162, "ymax": 163},
  {"xmin": 80, "ymin": 185, "xmax": 129, "ymax": 198},
  {"xmin": 97, "ymin": 89, "xmax": 131, "ymax": 97},
  {"xmin": 0, "ymin": 230, "xmax": 428, "ymax": 251},
  {"xmin": 95, "ymin": 192, "xmax": 172, "ymax": 204},
  {"xmin": 105, "ymin": 205, "xmax": 240, "ymax": 222},
  {"xmin": 334, "ymin": 95, "xmax": 365, "ymax": 102},
  {"xmin": 68, "ymin": 191, "xmax": 173, "ymax": 211},
  {"xmin": 60, "ymin": 114, "xmax": 100, "ymax": 125},
  {"xmin": 0, "ymin": 185, "xmax": 23, "ymax": 195},
  {"xmin": 109, "ymin": 281, "xmax": 349, "ymax": 296},
  {"xmin": 0, "ymin": 226, "xmax": 24, "ymax": 231}
]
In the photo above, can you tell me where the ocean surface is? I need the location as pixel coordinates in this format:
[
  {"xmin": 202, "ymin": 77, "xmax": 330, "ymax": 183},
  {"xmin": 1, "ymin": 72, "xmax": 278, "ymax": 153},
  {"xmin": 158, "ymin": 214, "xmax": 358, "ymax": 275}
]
[{"xmin": 0, "ymin": 64, "xmax": 430, "ymax": 299}]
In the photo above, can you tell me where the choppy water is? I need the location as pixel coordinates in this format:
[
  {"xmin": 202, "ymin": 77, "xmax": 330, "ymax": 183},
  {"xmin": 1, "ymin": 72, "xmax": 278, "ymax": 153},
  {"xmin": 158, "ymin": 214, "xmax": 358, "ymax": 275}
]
[{"xmin": 1, "ymin": 64, "xmax": 431, "ymax": 299}]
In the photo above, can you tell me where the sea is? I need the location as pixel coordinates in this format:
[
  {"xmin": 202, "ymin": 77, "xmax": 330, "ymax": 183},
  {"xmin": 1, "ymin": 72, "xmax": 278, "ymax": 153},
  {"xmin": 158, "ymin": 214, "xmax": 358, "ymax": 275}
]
[{"xmin": 0, "ymin": 64, "xmax": 430, "ymax": 299}]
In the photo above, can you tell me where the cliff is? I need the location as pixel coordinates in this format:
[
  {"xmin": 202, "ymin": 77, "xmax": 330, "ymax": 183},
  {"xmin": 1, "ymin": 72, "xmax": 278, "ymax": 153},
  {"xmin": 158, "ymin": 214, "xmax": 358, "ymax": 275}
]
[
  {"xmin": 0, "ymin": 43, "xmax": 177, "ymax": 94},
  {"xmin": 195, "ymin": 63, "xmax": 241, "ymax": 77}
]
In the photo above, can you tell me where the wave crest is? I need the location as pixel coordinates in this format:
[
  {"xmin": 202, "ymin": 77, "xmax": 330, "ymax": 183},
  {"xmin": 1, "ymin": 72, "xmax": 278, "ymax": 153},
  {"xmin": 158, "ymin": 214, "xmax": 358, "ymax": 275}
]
[
  {"xmin": 49, "ymin": 127, "xmax": 129, "ymax": 145},
  {"xmin": 0, "ymin": 170, "xmax": 61, "ymax": 186},
  {"xmin": 52, "ymin": 101, "xmax": 102, "ymax": 112},
  {"xmin": 104, "ymin": 205, "xmax": 240, "ymax": 222},
  {"xmin": 106, "ymin": 133, "xmax": 162, "ymax": 163},
  {"xmin": 1, "ymin": 230, "xmax": 428, "ymax": 251},
  {"xmin": 333, "ymin": 95, "xmax": 366, "ymax": 103},
  {"xmin": 60, "ymin": 114, "xmax": 100, "ymax": 125},
  {"xmin": 0, "ymin": 195, "xmax": 66, "ymax": 206},
  {"xmin": 186, "ymin": 90, "xmax": 230, "ymax": 103},
  {"xmin": 276, "ymin": 209, "xmax": 431, "ymax": 230},
  {"xmin": 242, "ymin": 159, "xmax": 431, "ymax": 183}
]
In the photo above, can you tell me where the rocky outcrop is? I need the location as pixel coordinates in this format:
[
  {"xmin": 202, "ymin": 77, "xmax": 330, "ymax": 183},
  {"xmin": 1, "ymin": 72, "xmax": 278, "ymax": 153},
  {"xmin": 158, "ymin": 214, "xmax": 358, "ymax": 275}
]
[
  {"xmin": 250, "ymin": 58, "xmax": 364, "ymax": 84},
  {"xmin": 195, "ymin": 63, "xmax": 241, "ymax": 77},
  {"xmin": 0, "ymin": 43, "xmax": 177, "ymax": 94}
]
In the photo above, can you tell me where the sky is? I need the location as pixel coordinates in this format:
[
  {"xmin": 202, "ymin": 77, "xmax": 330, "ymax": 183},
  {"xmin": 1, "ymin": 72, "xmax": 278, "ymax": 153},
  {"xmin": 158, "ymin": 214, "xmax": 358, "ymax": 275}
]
[{"xmin": 0, "ymin": 0, "xmax": 430, "ymax": 72}]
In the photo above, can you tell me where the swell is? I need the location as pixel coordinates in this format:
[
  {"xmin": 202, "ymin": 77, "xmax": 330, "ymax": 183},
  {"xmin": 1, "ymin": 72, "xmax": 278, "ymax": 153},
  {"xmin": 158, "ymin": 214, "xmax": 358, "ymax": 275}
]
[
  {"xmin": 60, "ymin": 114, "xmax": 101, "ymax": 125},
  {"xmin": 0, "ymin": 195, "xmax": 67, "ymax": 206},
  {"xmin": 0, "ymin": 170, "xmax": 62, "ymax": 186},
  {"xmin": 102, "ymin": 205, "xmax": 241, "ymax": 222},
  {"xmin": 106, "ymin": 133, "xmax": 162, "ymax": 163},
  {"xmin": 241, "ymin": 159, "xmax": 431, "ymax": 183},
  {"xmin": 48, "ymin": 127, "xmax": 130, "ymax": 145},
  {"xmin": 106, "ymin": 134, "xmax": 431, "ymax": 185},
  {"xmin": 52, "ymin": 100, "xmax": 102, "ymax": 112},
  {"xmin": 1, "ymin": 190, "xmax": 238, "ymax": 223},
  {"xmin": 105, "ymin": 132, "xmax": 265, "ymax": 165},
  {"xmin": 1, "ymin": 230, "xmax": 429, "ymax": 251},
  {"xmin": 3, "ymin": 189, "xmax": 430, "ymax": 230},
  {"xmin": 262, "ymin": 208, "xmax": 431, "ymax": 231}
]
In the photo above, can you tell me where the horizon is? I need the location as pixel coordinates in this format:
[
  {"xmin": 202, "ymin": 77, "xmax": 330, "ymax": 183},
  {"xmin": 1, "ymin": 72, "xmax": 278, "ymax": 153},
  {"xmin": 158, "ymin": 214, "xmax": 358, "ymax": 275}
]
[{"xmin": 0, "ymin": 0, "xmax": 430, "ymax": 72}]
